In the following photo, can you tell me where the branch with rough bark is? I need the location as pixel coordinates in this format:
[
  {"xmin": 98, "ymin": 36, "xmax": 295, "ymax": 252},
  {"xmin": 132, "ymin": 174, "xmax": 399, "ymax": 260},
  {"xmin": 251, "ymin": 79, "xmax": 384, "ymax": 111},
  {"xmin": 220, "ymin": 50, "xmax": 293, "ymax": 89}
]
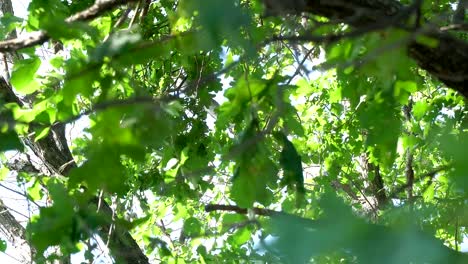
[
  {"xmin": 0, "ymin": 198, "xmax": 34, "ymax": 263},
  {"xmin": 0, "ymin": 0, "xmax": 148, "ymax": 259},
  {"xmin": 263, "ymin": 0, "xmax": 468, "ymax": 98},
  {"xmin": 388, "ymin": 165, "xmax": 449, "ymax": 199},
  {"xmin": 205, "ymin": 204, "xmax": 278, "ymax": 216},
  {"xmin": 0, "ymin": 76, "xmax": 150, "ymax": 263},
  {"xmin": 403, "ymin": 102, "xmax": 415, "ymax": 202},
  {"xmin": 0, "ymin": 0, "xmax": 138, "ymax": 52},
  {"xmin": 0, "ymin": 1, "xmax": 35, "ymax": 262}
]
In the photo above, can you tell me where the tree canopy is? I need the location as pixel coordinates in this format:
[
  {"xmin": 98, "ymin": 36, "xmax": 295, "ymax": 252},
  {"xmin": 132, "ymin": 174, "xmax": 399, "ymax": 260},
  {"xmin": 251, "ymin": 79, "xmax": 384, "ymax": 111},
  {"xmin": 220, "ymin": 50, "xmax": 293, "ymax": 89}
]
[{"xmin": 0, "ymin": 0, "xmax": 467, "ymax": 263}]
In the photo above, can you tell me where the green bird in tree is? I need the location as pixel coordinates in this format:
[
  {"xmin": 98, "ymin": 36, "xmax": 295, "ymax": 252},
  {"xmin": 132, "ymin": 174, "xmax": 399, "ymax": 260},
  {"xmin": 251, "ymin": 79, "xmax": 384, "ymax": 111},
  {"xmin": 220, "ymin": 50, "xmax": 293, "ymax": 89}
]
[{"xmin": 274, "ymin": 131, "xmax": 305, "ymax": 206}]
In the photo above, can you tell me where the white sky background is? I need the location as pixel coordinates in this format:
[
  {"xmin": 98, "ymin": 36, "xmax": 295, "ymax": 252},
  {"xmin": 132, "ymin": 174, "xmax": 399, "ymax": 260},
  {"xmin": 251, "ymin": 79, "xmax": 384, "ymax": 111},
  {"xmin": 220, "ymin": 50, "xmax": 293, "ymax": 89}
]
[
  {"xmin": 11, "ymin": 0, "xmax": 28, "ymax": 18},
  {"xmin": 0, "ymin": 1, "xmax": 467, "ymax": 263}
]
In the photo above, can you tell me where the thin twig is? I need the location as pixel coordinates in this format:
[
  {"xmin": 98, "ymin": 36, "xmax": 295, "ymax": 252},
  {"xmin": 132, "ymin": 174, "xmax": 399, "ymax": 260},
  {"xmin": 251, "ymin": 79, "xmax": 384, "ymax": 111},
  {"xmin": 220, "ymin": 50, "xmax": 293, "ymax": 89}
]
[
  {"xmin": 388, "ymin": 165, "xmax": 450, "ymax": 199},
  {"xmin": 0, "ymin": 183, "xmax": 41, "ymax": 208}
]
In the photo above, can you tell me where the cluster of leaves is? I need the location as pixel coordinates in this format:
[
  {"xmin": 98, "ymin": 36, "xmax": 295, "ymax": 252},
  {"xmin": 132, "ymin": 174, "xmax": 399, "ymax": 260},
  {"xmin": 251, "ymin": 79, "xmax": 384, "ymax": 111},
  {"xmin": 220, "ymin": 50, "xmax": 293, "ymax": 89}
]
[{"xmin": 0, "ymin": 0, "xmax": 467, "ymax": 263}]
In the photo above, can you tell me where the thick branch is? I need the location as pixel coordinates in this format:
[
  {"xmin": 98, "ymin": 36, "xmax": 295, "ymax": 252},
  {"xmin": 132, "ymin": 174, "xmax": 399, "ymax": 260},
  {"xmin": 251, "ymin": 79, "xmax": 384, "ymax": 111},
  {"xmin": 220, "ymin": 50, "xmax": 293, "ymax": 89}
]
[
  {"xmin": 1, "ymin": 76, "xmax": 149, "ymax": 264},
  {"xmin": 403, "ymin": 103, "xmax": 415, "ymax": 201},
  {"xmin": 0, "ymin": 199, "xmax": 34, "ymax": 263},
  {"xmin": 205, "ymin": 204, "xmax": 278, "ymax": 216},
  {"xmin": 0, "ymin": 2, "xmax": 147, "ymax": 260},
  {"xmin": 263, "ymin": 0, "xmax": 468, "ymax": 98},
  {"xmin": 90, "ymin": 197, "xmax": 149, "ymax": 264},
  {"xmin": 370, "ymin": 164, "xmax": 387, "ymax": 206},
  {"xmin": 388, "ymin": 165, "xmax": 449, "ymax": 199},
  {"xmin": 0, "ymin": 0, "xmax": 34, "ymax": 261},
  {"xmin": 0, "ymin": 0, "xmax": 138, "ymax": 52},
  {"xmin": 405, "ymin": 149, "xmax": 414, "ymax": 199}
]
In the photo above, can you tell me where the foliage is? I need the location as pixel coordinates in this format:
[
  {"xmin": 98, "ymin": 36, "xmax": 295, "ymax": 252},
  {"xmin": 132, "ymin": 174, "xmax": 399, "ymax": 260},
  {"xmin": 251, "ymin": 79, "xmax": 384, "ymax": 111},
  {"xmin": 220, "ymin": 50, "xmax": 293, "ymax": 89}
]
[{"xmin": 0, "ymin": 0, "xmax": 467, "ymax": 263}]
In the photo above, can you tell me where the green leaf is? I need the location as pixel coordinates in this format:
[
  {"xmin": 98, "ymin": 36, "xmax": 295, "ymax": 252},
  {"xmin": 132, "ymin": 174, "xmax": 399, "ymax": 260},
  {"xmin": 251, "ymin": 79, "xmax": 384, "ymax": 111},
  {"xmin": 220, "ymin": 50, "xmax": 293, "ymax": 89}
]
[
  {"xmin": 438, "ymin": 132, "xmax": 468, "ymax": 190},
  {"xmin": 148, "ymin": 237, "xmax": 172, "ymax": 257},
  {"xmin": 27, "ymin": 0, "xmax": 69, "ymax": 30},
  {"xmin": 231, "ymin": 227, "xmax": 251, "ymax": 246},
  {"xmin": 0, "ymin": 131, "xmax": 23, "ymax": 151},
  {"xmin": 231, "ymin": 154, "xmax": 277, "ymax": 208},
  {"xmin": 69, "ymin": 152, "xmax": 129, "ymax": 195},
  {"xmin": 415, "ymin": 35, "xmax": 439, "ymax": 48},
  {"xmin": 62, "ymin": 68, "xmax": 99, "ymax": 106},
  {"xmin": 27, "ymin": 181, "xmax": 76, "ymax": 254},
  {"xmin": 358, "ymin": 99, "xmax": 401, "ymax": 165},
  {"xmin": 10, "ymin": 57, "xmax": 41, "ymax": 95},
  {"xmin": 181, "ymin": 0, "xmax": 251, "ymax": 48},
  {"xmin": 217, "ymin": 77, "xmax": 271, "ymax": 128},
  {"xmin": 92, "ymin": 30, "xmax": 142, "ymax": 62},
  {"xmin": 222, "ymin": 214, "xmax": 247, "ymax": 231},
  {"xmin": 329, "ymin": 86, "xmax": 342, "ymax": 103},
  {"xmin": 34, "ymin": 127, "xmax": 50, "ymax": 141},
  {"xmin": 28, "ymin": 179, "xmax": 43, "ymax": 201},
  {"xmin": 0, "ymin": 13, "xmax": 23, "ymax": 39},
  {"xmin": 42, "ymin": 19, "xmax": 92, "ymax": 40},
  {"xmin": 413, "ymin": 101, "xmax": 430, "ymax": 120},
  {"xmin": 0, "ymin": 239, "xmax": 6, "ymax": 252},
  {"xmin": 163, "ymin": 101, "xmax": 184, "ymax": 117},
  {"xmin": 394, "ymin": 80, "xmax": 417, "ymax": 94},
  {"xmin": 0, "ymin": 167, "xmax": 9, "ymax": 181},
  {"xmin": 422, "ymin": 183, "xmax": 435, "ymax": 202},
  {"xmin": 183, "ymin": 217, "xmax": 202, "ymax": 237}
]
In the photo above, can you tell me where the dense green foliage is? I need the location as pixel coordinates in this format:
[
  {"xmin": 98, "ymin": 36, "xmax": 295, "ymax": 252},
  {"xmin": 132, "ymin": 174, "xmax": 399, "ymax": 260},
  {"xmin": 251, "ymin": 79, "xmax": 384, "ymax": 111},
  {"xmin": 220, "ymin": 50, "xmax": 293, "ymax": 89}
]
[{"xmin": 0, "ymin": 0, "xmax": 467, "ymax": 263}]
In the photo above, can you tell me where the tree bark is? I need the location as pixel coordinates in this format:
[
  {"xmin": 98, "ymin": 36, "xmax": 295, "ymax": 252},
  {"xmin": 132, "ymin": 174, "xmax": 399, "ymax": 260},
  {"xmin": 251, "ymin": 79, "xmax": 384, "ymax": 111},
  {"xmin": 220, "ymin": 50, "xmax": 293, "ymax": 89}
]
[
  {"xmin": 263, "ymin": 0, "xmax": 468, "ymax": 98},
  {"xmin": 0, "ymin": 76, "xmax": 150, "ymax": 263},
  {"xmin": 0, "ymin": 0, "xmax": 149, "ymax": 262},
  {"xmin": 0, "ymin": 199, "xmax": 34, "ymax": 263},
  {"xmin": 0, "ymin": 1, "xmax": 35, "ymax": 263}
]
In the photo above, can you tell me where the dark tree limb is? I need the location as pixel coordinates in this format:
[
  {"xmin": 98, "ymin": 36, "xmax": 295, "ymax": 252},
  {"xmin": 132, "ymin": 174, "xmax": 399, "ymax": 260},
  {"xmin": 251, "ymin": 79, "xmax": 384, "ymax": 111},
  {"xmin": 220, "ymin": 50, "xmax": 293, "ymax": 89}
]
[
  {"xmin": 91, "ymin": 196, "xmax": 149, "ymax": 264},
  {"xmin": 403, "ymin": 102, "xmax": 415, "ymax": 201},
  {"xmin": 0, "ymin": 0, "xmax": 138, "ymax": 52},
  {"xmin": 388, "ymin": 165, "xmax": 449, "ymax": 199},
  {"xmin": 263, "ymin": 0, "xmax": 468, "ymax": 98},
  {"xmin": 205, "ymin": 204, "xmax": 278, "ymax": 216},
  {"xmin": 0, "ymin": 0, "xmax": 35, "ymax": 261},
  {"xmin": 370, "ymin": 164, "xmax": 387, "ymax": 207},
  {"xmin": 0, "ymin": 198, "xmax": 34, "ymax": 263},
  {"xmin": 0, "ymin": 77, "xmax": 149, "ymax": 264}
]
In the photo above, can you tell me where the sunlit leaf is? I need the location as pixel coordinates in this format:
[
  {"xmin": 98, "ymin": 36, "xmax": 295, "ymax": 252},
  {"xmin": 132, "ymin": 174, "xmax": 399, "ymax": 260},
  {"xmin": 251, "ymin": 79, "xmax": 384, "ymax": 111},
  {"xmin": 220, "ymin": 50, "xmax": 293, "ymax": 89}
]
[
  {"xmin": 0, "ymin": 131, "xmax": 22, "ymax": 151},
  {"xmin": 0, "ymin": 167, "xmax": 9, "ymax": 181},
  {"xmin": 10, "ymin": 57, "xmax": 41, "ymax": 95},
  {"xmin": 0, "ymin": 239, "xmax": 6, "ymax": 252}
]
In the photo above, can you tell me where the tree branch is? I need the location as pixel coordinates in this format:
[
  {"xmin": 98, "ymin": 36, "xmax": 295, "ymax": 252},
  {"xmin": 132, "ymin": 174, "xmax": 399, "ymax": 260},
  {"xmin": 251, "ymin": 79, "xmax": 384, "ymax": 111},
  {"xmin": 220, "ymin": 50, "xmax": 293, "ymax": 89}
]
[
  {"xmin": 205, "ymin": 204, "xmax": 278, "ymax": 216},
  {"xmin": 1, "ymin": 52, "xmax": 150, "ymax": 264},
  {"xmin": 263, "ymin": 0, "xmax": 468, "ymax": 98},
  {"xmin": 0, "ymin": 198, "xmax": 34, "ymax": 263},
  {"xmin": 403, "ymin": 102, "xmax": 415, "ymax": 202},
  {"xmin": 370, "ymin": 164, "xmax": 387, "ymax": 207},
  {"xmin": 388, "ymin": 165, "xmax": 450, "ymax": 199},
  {"xmin": 0, "ymin": 0, "xmax": 138, "ymax": 52}
]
